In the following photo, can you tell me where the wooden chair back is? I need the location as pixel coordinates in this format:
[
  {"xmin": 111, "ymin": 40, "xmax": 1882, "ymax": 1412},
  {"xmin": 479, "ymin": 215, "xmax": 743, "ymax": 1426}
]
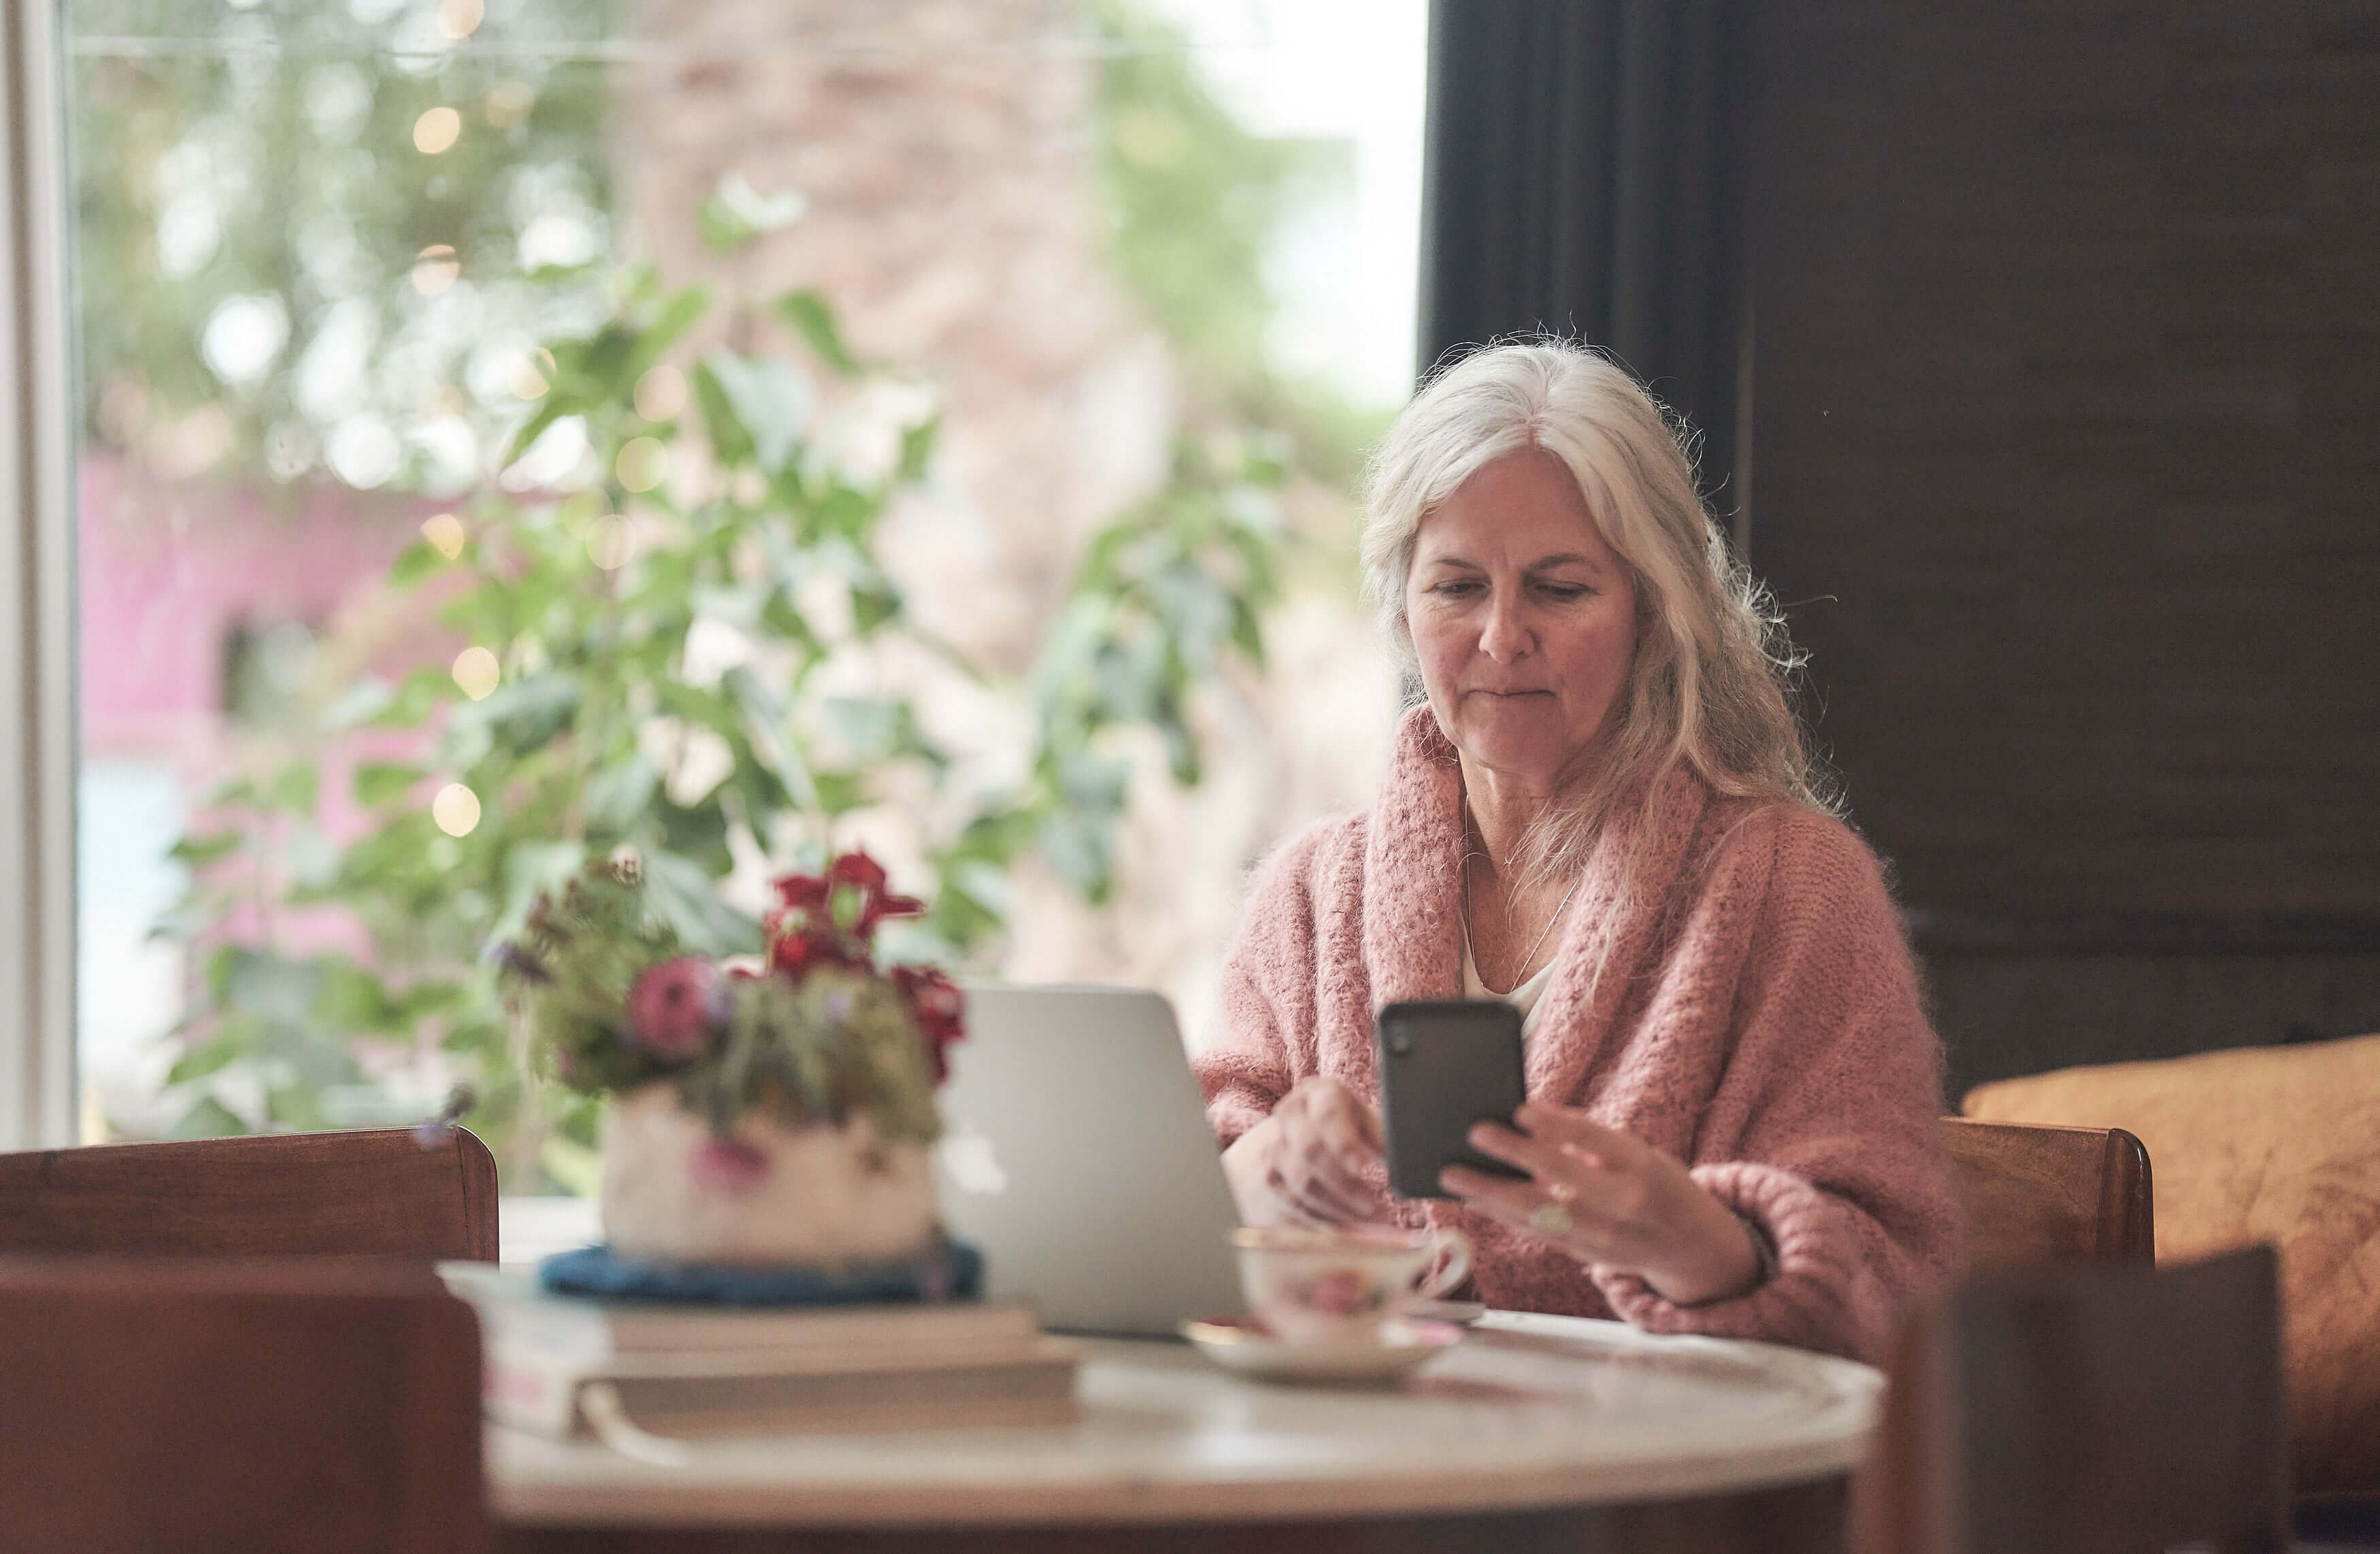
[
  {"xmin": 1942, "ymin": 1116, "xmax": 2154, "ymax": 1275},
  {"xmin": 0, "ymin": 1126, "xmax": 499, "ymax": 1261},
  {"xmin": 0, "ymin": 1256, "xmax": 485, "ymax": 1554},
  {"xmin": 1863, "ymin": 1245, "xmax": 2289, "ymax": 1554}
]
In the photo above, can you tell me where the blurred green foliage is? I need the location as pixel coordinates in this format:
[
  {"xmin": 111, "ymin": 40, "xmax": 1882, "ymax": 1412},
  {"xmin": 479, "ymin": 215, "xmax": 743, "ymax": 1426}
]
[
  {"xmin": 69, "ymin": 0, "xmax": 617, "ymax": 487},
  {"xmin": 1087, "ymin": 0, "xmax": 1391, "ymax": 494},
  {"xmin": 95, "ymin": 1, "xmax": 1388, "ymax": 1182},
  {"xmin": 156, "ymin": 269, "xmax": 1288, "ymax": 1186}
]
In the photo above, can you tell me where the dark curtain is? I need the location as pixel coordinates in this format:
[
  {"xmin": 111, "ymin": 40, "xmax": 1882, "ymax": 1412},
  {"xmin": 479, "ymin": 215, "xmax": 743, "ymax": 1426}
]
[{"xmin": 1418, "ymin": 0, "xmax": 1748, "ymax": 523}]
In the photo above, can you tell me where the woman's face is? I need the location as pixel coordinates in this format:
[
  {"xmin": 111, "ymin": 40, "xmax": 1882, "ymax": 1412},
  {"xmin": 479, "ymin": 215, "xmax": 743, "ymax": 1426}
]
[{"xmin": 1404, "ymin": 449, "xmax": 1639, "ymax": 789}]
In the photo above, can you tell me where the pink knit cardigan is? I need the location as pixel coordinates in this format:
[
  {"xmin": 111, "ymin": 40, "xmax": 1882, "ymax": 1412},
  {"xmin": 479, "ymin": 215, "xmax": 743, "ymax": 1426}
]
[{"xmin": 1196, "ymin": 706, "xmax": 1962, "ymax": 1362}]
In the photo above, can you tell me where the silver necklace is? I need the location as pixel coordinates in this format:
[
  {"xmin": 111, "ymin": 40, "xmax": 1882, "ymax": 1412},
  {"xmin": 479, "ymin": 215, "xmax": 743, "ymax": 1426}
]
[{"xmin": 1465, "ymin": 860, "xmax": 1580, "ymax": 994}]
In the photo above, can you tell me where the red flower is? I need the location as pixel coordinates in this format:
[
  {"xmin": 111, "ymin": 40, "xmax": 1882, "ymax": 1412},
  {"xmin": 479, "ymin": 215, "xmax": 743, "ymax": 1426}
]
[
  {"xmin": 771, "ymin": 873, "xmax": 832, "ymax": 914},
  {"xmin": 827, "ymin": 851, "xmax": 925, "ymax": 931},
  {"xmin": 765, "ymin": 850, "xmax": 925, "ymax": 985},
  {"xmin": 768, "ymin": 850, "xmax": 923, "ymax": 945},
  {"xmin": 891, "ymin": 964, "xmax": 966, "ymax": 1084},
  {"xmin": 624, "ymin": 956, "xmax": 723, "ymax": 1062},
  {"xmin": 767, "ymin": 918, "xmax": 874, "ymax": 980}
]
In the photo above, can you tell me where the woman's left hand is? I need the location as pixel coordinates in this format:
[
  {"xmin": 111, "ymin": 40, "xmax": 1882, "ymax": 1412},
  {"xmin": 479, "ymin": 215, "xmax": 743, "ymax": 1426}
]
[{"xmin": 1441, "ymin": 1101, "xmax": 1764, "ymax": 1307}]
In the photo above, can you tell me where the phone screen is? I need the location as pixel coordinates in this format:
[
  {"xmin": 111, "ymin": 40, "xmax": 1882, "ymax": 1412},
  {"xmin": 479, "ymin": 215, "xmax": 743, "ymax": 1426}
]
[{"xmin": 1374, "ymin": 1000, "xmax": 1529, "ymax": 1200}]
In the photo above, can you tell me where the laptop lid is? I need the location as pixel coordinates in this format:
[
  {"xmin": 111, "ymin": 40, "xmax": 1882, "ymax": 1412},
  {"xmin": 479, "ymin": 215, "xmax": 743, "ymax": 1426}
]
[{"xmin": 936, "ymin": 984, "xmax": 1244, "ymax": 1337}]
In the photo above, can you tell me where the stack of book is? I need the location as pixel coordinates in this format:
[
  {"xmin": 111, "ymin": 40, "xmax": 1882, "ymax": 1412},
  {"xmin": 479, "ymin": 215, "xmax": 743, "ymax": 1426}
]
[{"xmin": 439, "ymin": 1263, "xmax": 1079, "ymax": 1442}]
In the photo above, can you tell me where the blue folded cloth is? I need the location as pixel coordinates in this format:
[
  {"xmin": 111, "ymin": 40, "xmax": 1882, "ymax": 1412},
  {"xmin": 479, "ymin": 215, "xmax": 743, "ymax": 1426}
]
[{"xmin": 539, "ymin": 1237, "xmax": 983, "ymax": 1306}]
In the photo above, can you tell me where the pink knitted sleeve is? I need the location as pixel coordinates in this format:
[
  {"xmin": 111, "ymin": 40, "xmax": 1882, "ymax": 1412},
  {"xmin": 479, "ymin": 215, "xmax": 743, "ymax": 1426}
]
[
  {"xmin": 1192, "ymin": 821, "xmax": 1338, "ymax": 1147},
  {"xmin": 1591, "ymin": 813, "xmax": 1964, "ymax": 1363}
]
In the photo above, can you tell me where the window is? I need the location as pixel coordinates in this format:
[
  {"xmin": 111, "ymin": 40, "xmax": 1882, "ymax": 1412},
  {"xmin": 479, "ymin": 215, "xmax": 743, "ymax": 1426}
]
[{"xmin": 54, "ymin": 0, "xmax": 1427, "ymax": 1179}]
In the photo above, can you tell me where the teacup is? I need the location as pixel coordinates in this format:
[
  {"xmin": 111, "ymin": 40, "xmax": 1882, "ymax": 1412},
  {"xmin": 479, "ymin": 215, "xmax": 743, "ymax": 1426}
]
[{"xmin": 1231, "ymin": 1224, "xmax": 1472, "ymax": 1346}]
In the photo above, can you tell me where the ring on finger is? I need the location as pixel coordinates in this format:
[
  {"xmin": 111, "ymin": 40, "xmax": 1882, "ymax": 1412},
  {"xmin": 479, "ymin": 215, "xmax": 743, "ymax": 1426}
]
[
  {"xmin": 1529, "ymin": 1201, "xmax": 1574, "ymax": 1237},
  {"xmin": 1541, "ymin": 1178, "xmax": 1579, "ymax": 1205}
]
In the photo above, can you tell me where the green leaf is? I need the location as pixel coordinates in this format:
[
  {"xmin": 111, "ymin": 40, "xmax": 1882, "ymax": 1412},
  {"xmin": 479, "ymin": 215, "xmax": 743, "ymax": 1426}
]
[
  {"xmin": 822, "ymin": 697, "xmax": 905, "ymax": 766},
  {"xmin": 1229, "ymin": 595, "xmax": 1265, "ymax": 666},
  {"xmin": 697, "ymin": 173, "xmax": 807, "ymax": 254},
  {"xmin": 388, "ymin": 538, "xmax": 451, "ymax": 591},
  {"xmin": 691, "ymin": 360, "xmax": 755, "ymax": 468},
  {"xmin": 897, "ymin": 415, "xmax": 939, "ymax": 481},
  {"xmin": 165, "ymin": 1034, "xmax": 246, "ymax": 1088},
  {"xmin": 500, "ymin": 391, "xmax": 575, "ymax": 470},
  {"xmin": 582, "ymin": 753, "xmax": 660, "ymax": 833},
  {"xmin": 700, "ymin": 352, "xmax": 811, "ymax": 474},
  {"xmin": 492, "ymin": 841, "xmax": 588, "ymax": 944},
  {"xmin": 313, "ymin": 957, "xmax": 398, "ymax": 1033},
  {"xmin": 265, "ymin": 763, "xmax": 319, "ymax": 816},
  {"xmin": 626, "ymin": 285, "xmax": 711, "ymax": 383},
  {"xmin": 368, "ymin": 667, "xmax": 454, "ymax": 730},
  {"xmin": 441, "ymin": 1018, "xmax": 505, "ymax": 1058},
  {"xmin": 167, "ymin": 1095, "xmax": 252, "ymax": 1140},
  {"xmin": 723, "ymin": 666, "xmax": 819, "ymax": 810},
  {"xmin": 813, "ymin": 485, "xmax": 876, "ymax": 541},
  {"xmin": 641, "ymin": 848, "xmax": 762, "ymax": 956},
  {"xmin": 169, "ymin": 831, "xmax": 242, "ymax": 867},
  {"xmin": 393, "ymin": 980, "xmax": 469, "ymax": 1024},
  {"xmin": 455, "ymin": 672, "xmax": 583, "ymax": 759},
  {"xmin": 325, "ymin": 677, "xmax": 396, "ymax": 729},
  {"xmin": 774, "ymin": 288, "xmax": 862, "ymax": 377},
  {"xmin": 353, "ymin": 761, "xmax": 425, "ymax": 808},
  {"xmin": 809, "ymin": 768, "xmax": 867, "ymax": 817}
]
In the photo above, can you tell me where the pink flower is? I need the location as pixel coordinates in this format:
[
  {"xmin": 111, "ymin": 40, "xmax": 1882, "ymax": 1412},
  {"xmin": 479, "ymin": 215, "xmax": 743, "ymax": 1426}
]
[
  {"xmin": 1298, "ymin": 1268, "xmax": 1384, "ymax": 1317},
  {"xmin": 624, "ymin": 956, "xmax": 722, "ymax": 1062},
  {"xmin": 689, "ymin": 1137, "xmax": 770, "ymax": 1196}
]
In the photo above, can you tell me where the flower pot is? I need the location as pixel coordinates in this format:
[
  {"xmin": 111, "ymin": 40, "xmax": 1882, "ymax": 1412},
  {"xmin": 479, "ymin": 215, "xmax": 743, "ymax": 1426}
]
[{"xmin": 598, "ymin": 1082, "xmax": 940, "ymax": 1267}]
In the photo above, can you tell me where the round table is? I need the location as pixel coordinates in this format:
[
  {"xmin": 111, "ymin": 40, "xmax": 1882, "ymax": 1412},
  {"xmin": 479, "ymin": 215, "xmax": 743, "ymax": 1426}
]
[{"xmin": 490, "ymin": 1311, "xmax": 1881, "ymax": 1553}]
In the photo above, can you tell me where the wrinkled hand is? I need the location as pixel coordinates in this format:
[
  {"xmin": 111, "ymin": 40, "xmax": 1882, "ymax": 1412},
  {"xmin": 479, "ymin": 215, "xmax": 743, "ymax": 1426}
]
[
  {"xmin": 1441, "ymin": 1101, "xmax": 1763, "ymax": 1306},
  {"xmin": 1223, "ymin": 1075, "xmax": 1390, "ymax": 1228}
]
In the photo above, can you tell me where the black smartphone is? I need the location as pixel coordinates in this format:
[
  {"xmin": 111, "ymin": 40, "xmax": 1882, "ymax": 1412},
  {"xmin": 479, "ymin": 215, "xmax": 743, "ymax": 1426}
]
[{"xmin": 1374, "ymin": 999, "xmax": 1529, "ymax": 1200}]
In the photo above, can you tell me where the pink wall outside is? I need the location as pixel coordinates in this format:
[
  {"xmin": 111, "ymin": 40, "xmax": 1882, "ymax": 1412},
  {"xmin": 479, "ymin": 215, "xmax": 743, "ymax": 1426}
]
[
  {"xmin": 80, "ymin": 453, "xmax": 424, "ymax": 767},
  {"xmin": 80, "ymin": 455, "xmax": 442, "ymax": 956}
]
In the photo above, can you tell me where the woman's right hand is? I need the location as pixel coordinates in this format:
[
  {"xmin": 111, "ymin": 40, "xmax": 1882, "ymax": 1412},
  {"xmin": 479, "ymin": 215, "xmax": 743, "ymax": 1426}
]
[{"xmin": 1221, "ymin": 1074, "xmax": 1389, "ymax": 1228}]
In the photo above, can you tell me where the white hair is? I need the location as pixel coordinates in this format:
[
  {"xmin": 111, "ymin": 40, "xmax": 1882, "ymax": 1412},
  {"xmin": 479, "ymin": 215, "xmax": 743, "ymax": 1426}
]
[{"xmin": 1361, "ymin": 339, "xmax": 1832, "ymax": 885}]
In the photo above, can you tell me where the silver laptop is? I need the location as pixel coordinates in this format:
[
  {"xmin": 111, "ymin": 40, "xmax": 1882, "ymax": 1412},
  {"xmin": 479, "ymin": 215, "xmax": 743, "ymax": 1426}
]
[{"xmin": 936, "ymin": 984, "xmax": 1244, "ymax": 1336}]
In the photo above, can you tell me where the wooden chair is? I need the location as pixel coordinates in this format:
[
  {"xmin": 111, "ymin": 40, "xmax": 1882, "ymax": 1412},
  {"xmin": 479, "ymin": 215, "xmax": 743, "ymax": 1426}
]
[
  {"xmin": 1941, "ymin": 1116, "xmax": 2154, "ymax": 1275},
  {"xmin": 1861, "ymin": 1245, "xmax": 2290, "ymax": 1554},
  {"xmin": 0, "ymin": 1126, "xmax": 499, "ymax": 1261},
  {"xmin": 0, "ymin": 1256, "xmax": 485, "ymax": 1553}
]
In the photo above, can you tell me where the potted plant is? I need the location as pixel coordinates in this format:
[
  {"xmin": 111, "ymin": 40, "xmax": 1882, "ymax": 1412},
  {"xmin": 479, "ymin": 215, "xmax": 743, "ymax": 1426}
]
[{"xmin": 498, "ymin": 849, "xmax": 965, "ymax": 1271}]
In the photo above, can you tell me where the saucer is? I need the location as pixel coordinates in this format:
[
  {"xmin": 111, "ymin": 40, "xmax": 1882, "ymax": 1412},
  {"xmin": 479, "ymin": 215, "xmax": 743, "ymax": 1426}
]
[{"xmin": 1178, "ymin": 1314, "xmax": 1464, "ymax": 1385}]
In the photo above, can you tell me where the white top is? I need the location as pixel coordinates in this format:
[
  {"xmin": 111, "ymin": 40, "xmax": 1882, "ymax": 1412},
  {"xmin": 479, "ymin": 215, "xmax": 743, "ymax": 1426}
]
[
  {"xmin": 1461, "ymin": 929, "xmax": 1557, "ymax": 1039},
  {"xmin": 489, "ymin": 1312, "xmax": 1882, "ymax": 1527}
]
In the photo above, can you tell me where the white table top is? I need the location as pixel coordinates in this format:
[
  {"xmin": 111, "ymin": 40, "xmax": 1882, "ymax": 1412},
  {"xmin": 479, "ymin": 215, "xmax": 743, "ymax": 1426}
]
[{"xmin": 490, "ymin": 1311, "xmax": 1882, "ymax": 1528}]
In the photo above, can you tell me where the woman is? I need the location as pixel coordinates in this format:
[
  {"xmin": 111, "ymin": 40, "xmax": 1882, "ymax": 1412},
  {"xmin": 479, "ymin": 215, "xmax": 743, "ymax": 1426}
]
[{"xmin": 1195, "ymin": 341, "xmax": 1960, "ymax": 1362}]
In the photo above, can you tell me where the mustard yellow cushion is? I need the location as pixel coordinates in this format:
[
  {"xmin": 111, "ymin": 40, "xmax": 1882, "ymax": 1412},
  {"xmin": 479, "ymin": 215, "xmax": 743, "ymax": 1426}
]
[{"xmin": 1962, "ymin": 1032, "xmax": 2380, "ymax": 1495}]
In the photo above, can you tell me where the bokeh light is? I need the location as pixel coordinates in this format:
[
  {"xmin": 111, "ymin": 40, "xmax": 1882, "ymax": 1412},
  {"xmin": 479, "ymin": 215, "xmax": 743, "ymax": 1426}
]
[
  {"xmin": 411, "ymin": 243, "xmax": 460, "ymax": 296},
  {"xmin": 413, "ymin": 106, "xmax": 462, "ymax": 155},
  {"xmin": 484, "ymin": 80, "xmax": 534, "ymax": 129},
  {"xmin": 430, "ymin": 783, "xmax": 481, "ymax": 837},
  {"xmin": 633, "ymin": 364, "xmax": 687, "ymax": 422},
  {"xmin": 450, "ymin": 646, "xmax": 500, "ymax": 700},
  {"xmin": 585, "ymin": 515, "xmax": 634, "ymax": 570},
  {"xmin": 615, "ymin": 436, "xmax": 668, "ymax": 494},
  {"xmin": 511, "ymin": 347, "xmax": 554, "ymax": 400},
  {"xmin": 420, "ymin": 511, "xmax": 466, "ymax": 558},
  {"xmin": 435, "ymin": 0, "xmax": 485, "ymax": 41}
]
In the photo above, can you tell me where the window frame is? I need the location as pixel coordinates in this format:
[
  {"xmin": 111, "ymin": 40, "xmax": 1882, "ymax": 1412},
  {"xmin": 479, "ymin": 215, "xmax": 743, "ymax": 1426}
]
[{"xmin": 0, "ymin": 0, "xmax": 79, "ymax": 1152}]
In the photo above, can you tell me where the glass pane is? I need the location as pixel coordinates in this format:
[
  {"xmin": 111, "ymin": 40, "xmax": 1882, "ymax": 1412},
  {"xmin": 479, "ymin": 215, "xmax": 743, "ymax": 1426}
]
[{"xmin": 68, "ymin": 0, "xmax": 1425, "ymax": 1187}]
